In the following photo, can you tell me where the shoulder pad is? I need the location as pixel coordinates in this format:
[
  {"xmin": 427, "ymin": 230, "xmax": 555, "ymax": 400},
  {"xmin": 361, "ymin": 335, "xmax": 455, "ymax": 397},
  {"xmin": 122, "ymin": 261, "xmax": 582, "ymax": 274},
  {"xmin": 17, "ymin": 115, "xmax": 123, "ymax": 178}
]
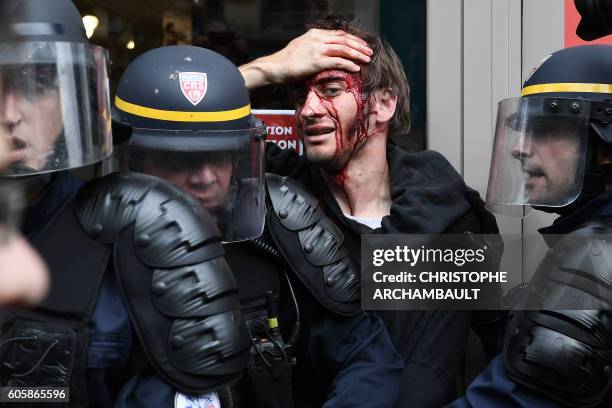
[
  {"xmin": 504, "ymin": 219, "xmax": 612, "ymax": 407},
  {"xmin": 75, "ymin": 172, "xmax": 249, "ymax": 393},
  {"xmin": 265, "ymin": 174, "xmax": 359, "ymax": 316},
  {"xmin": 76, "ymin": 172, "xmax": 223, "ymax": 267},
  {"xmin": 525, "ymin": 221, "xmax": 612, "ymax": 310},
  {"xmin": 504, "ymin": 309, "xmax": 612, "ymax": 408},
  {"xmin": 266, "ymin": 172, "xmax": 324, "ymax": 230}
]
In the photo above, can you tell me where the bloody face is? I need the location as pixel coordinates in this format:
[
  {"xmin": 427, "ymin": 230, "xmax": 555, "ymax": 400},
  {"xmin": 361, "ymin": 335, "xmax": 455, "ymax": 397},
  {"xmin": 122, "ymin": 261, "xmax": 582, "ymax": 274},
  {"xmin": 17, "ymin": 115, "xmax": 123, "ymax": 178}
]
[{"xmin": 292, "ymin": 70, "xmax": 371, "ymax": 172}]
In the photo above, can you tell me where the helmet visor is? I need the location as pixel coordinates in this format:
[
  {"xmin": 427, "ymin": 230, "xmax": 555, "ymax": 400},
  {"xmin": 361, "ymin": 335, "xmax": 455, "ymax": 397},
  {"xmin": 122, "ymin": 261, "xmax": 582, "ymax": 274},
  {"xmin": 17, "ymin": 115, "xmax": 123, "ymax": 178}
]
[
  {"xmin": 0, "ymin": 42, "xmax": 112, "ymax": 176},
  {"xmin": 485, "ymin": 96, "xmax": 590, "ymax": 216},
  {"xmin": 123, "ymin": 126, "xmax": 266, "ymax": 243}
]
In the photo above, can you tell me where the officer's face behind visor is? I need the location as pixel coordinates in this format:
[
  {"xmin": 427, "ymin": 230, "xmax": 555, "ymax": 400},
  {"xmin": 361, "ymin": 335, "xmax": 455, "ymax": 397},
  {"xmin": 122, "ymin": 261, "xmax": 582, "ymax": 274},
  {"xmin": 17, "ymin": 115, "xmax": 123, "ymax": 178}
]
[
  {"xmin": 123, "ymin": 126, "xmax": 266, "ymax": 243},
  {"xmin": 0, "ymin": 42, "xmax": 112, "ymax": 177},
  {"xmin": 485, "ymin": 96, "xmax": 589, "ymax": 217},
  {"xmin": 0, "ymin": 64, "xmax": 62, "ymax": 173},
  {"xmin": 129, "ymin": 148, "xmax": 234, "ymax": 217}
]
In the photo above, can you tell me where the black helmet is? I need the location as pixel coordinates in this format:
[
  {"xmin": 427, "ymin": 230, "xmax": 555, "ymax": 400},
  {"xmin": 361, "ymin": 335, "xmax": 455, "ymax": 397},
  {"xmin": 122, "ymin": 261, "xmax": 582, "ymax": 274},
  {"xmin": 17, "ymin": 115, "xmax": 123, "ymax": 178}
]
[
  {"xmin": 0, "ymin": 0, "xmax": 87, "ymax": 43},
  {"xmin": 114, "ymin": 46, "xmax": 266, "ymax": 242},
  {"xmin": 114, "ymin": 45, "xmax": 256, "ymax": 149},
  {"xmin": 0, "ymin": 0, "xmax": 112, "ymax": 176},
  {"xmin": 486, "ymin": 45, "xmax": 612, "ymax": 215},
  {"xmin": 522, "ymin": 45, "xmax": 612, "ymax": 143}
]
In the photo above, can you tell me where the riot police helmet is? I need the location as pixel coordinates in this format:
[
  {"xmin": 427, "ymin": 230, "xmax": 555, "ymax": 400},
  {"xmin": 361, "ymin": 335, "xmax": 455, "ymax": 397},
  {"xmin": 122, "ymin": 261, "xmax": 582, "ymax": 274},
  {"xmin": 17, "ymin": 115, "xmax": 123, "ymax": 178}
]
[
  {"xmin": 0, "ymin": 0, "xmax": 112, "ymax": 176},
  {"xmin": 486, "ymin": 45, "xmax": 612, "ymax": 216},
  {"xmin": 114, "ymin": 45, "xmax": 266, "ymax": 243}
]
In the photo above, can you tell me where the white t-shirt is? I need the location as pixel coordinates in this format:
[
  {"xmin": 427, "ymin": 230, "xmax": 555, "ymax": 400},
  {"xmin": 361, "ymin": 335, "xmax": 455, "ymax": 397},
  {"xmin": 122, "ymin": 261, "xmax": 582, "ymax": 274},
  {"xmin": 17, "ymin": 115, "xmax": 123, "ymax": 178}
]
[{"xmin": 343, "ymin": 213, "xmax": 383, "ymax": 229}]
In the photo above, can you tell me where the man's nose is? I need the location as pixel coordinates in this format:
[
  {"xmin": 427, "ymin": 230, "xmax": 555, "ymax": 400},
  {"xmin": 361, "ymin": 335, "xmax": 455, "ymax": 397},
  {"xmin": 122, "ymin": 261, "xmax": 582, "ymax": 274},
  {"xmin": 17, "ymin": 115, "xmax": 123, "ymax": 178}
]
[
  {"xmin": 188, "ymin": 164, "xmax": 217, "ymax": 186},
  {"xmin": 0, "ymin": 89, "xmax": 23, "ymax": 129},
  {"xmin": 299, "ymin": 90, "xmax": 326, "ymax": 118},
  {"xmin": 510, "ymin": 135, "xmax": 533, "ymax": 160}
]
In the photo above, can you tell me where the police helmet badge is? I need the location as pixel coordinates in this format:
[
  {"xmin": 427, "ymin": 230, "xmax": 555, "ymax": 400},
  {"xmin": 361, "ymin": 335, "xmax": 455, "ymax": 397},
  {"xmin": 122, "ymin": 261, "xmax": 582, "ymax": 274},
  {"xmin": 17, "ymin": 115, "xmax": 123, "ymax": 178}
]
[{"xmin": 179, "ymin": 72, "xmax": 208, "ymax": 106}]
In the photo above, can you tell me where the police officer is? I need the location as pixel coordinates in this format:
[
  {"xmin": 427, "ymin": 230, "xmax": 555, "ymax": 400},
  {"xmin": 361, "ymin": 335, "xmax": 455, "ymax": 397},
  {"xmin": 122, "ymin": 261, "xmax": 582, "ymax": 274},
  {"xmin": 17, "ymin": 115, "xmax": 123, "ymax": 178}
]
[
  {"xmin": 112, "ymin": 45, "xmax": 403, "ymax": 408},
  {"xmin": 0, "ymin": 1, "xmax": 251, "ymax": 406},
  {"xmin": 448, "ymin": 44, "xmax": 612, "ymax": 407}
]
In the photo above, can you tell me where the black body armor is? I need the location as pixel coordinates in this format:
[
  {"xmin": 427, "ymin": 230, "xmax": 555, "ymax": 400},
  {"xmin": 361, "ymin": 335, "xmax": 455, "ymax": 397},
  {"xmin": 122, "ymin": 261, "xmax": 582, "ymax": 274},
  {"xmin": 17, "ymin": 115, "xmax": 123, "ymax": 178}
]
[
  {"xmin": 504, "ymin": 218, "xmax": 612, "ymax": 408},
  {"xmin": 265, "ymin": 174, "xmax": 360, "ymax": 316},
  {"xmin": 0, "ymin": 173, "xmax": 250, "ymax": 406}
]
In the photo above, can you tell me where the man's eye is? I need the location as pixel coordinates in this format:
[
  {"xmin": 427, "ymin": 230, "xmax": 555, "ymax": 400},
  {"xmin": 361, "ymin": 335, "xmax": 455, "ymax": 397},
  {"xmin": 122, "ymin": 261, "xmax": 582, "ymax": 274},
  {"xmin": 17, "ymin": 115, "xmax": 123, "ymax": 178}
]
[{"xmin": 322, "ymin": 87, "xmax": 342, "ymax": 97}]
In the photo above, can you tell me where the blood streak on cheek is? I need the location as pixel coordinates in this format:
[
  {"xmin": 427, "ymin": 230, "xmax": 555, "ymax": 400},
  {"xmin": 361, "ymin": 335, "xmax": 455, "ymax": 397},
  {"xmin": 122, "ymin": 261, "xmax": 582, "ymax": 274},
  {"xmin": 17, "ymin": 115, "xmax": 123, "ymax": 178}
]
[
  {"xmin": 345, "ymin": 72, "xmax": 370, "ymax": 154},
  {"xmin": 337, "ymin": 72, "xmax": 369, "ymax": 215}
]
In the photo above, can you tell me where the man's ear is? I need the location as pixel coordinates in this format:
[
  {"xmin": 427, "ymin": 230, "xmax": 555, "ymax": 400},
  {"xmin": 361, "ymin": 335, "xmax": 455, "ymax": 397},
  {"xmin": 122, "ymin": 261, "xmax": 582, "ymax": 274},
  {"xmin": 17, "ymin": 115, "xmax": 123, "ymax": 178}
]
[{"xmin": 371, "ymin": 87, "xmax": 397, "ymax": 125}]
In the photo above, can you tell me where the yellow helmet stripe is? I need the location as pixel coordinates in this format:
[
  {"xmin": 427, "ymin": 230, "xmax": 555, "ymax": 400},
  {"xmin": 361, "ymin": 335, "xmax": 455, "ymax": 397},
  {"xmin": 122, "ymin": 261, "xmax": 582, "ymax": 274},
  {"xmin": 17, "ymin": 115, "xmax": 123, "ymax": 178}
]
[
  {"xmin": 522, "ymin": 83, "xmax": 612, "ymax": 96},
  {"xmin": 115, "ymin": 96, "xmax": 251, "ymax": 122}
]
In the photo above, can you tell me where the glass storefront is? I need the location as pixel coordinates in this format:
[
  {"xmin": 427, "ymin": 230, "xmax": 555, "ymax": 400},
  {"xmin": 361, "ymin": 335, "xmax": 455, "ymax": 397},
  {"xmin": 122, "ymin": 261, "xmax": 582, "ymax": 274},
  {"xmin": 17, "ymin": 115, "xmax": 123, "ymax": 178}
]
[{"xmin": 75, "ymin": 0, "xmax": 426, "ymax": 151}]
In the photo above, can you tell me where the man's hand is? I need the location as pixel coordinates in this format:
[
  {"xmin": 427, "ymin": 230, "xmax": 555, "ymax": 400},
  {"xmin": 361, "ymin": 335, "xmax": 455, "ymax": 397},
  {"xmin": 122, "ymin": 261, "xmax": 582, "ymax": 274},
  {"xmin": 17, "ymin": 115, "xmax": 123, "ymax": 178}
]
[
  {"xmin": 240, "ymin": 29, "xmax": 373, "ymax": 90},
  {"xmin": 0, "ymin": 232, "xmax": 49, "ymax": 305},
  {"xmin": 0, "ymin": 124, "xmax": 49, "ymax": 306}
]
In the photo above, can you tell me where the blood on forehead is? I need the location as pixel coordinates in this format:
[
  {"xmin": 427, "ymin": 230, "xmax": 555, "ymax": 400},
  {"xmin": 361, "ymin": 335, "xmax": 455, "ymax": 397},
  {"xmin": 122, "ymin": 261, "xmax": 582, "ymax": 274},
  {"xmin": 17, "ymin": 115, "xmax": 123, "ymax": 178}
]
[
  {"xmin": 296, "ymin": 70, "xmax": 367, "ymax": 114},
  {"xmin": 311, "ymin": 70, "xmax": 360, "ymax": 86}
]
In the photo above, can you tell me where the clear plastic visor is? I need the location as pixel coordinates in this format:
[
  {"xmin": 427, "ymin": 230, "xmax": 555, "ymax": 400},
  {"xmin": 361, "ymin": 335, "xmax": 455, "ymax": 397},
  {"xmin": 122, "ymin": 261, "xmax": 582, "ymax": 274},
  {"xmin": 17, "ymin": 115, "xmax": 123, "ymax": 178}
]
[
  {"xmin": 0, "ymin": 42, "xmax": 112, "ymax": 176},
  {"xmin": 485, "ymin": 97, "xmax": 590, "ymax": 217},
  {"xmin": 122, "ymin": 126, "xmax": 266, "ymax": 243}
]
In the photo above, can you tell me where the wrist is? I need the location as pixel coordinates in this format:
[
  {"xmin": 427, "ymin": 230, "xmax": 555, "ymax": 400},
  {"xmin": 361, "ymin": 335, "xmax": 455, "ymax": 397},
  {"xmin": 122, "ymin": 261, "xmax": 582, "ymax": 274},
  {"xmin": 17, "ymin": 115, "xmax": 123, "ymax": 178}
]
[{"xmin": 240, "ymin": 55, "xmax": 282, "ymax": 90}]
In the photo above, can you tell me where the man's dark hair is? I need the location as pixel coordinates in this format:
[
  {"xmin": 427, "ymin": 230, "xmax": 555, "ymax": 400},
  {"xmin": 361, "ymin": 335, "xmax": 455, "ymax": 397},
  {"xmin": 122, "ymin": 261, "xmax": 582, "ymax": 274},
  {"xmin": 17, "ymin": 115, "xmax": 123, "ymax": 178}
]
[{"xmin": 307, "ymin": 15, "xmax": 411, "ymax": 137}]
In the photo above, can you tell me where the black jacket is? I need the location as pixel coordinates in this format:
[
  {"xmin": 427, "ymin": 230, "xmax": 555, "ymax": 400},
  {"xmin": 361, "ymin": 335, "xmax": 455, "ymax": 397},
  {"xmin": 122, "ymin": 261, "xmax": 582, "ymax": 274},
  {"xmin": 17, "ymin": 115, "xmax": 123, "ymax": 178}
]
[{"xmin": 265, "ymin": 143, "xmax": 501, "ymax": 408}]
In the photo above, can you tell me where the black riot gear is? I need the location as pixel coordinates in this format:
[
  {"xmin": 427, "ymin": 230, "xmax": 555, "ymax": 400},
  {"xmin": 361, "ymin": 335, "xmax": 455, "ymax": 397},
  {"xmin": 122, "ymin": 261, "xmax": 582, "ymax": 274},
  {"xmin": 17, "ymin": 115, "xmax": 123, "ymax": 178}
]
[
  {"xmin": 0, "ymin": 0, "xmax": 112, "ymax": 177},
  {"xmin": 0, "ymin": 0, "xmax": 88, "ymax": 43},
  {"xmin": 114, "ymin": 46, "xmax": 266, "ymax": 243},
  {"xmin": 0, "ymin": 173, "xmax": 250, "ymax": 406},
  {"xmin": 112, "ymin": 45, "xmax": 384, "ymax": 408},
  {"xmin": 265, "ymin": 174, "xmax": 360, "ymax": 315},
  {"xmin": 486, "ymin": 45, "xmax": 612, "ymax": 408},
  {"xmin": 504, "ymin": 220, "xmax": 612, "ymax": 407},
  {"xmin": 76, "ymin": 173, "xmax": 250, "ymax": 393},
  {"xmin": 521, "ymin": 45, "xmax": 612, "ymax": 143},
  {"xmin": 113, "ymin": 45, "xmax": 253, "ymax": 140},
  {"xmin": 486, "ymin": 45, "xmax": 612, "ymax": 215},
  {"xmin": 0, "ymin": 2, "xmax": 253, "ymax": 407}
]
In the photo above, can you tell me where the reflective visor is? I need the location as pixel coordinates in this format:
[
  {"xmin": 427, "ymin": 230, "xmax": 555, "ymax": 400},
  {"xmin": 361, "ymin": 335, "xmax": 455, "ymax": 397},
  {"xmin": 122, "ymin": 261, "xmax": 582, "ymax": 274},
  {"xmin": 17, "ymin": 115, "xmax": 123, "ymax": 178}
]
[
  {"xmin": 0, "ymin": 42, "xmax": 112, "ymax": 176},
  {"xmin": 485, "ymin": 96, "xmax": 590, "ymax": 216},
  {"xmin": 122, "ymin": 126, "xmax": 266, "ymax": 243}
]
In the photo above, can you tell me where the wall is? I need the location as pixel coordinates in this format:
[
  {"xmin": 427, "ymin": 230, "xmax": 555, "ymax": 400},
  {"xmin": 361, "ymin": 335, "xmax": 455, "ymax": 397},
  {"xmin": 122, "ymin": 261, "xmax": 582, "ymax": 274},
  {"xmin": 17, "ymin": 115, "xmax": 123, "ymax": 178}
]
[{"xmin": 427, "ymin": 0, "xmax": 565, "ymax": 280}]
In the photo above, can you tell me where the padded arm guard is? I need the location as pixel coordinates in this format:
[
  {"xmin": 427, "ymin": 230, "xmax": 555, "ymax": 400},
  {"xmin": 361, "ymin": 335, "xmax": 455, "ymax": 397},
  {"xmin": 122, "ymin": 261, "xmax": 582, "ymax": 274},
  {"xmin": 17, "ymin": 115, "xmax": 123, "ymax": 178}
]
[
  {"xmin": 504, "ymin": 219, "xmax": 612, "ymax": 408},
  {"xmin": 75, "ymin": 172, "xmax": 250, "ymax": 394},
  {"xmin": 265, "ymin": 174, "xmax": 360, "ymax": 316}
]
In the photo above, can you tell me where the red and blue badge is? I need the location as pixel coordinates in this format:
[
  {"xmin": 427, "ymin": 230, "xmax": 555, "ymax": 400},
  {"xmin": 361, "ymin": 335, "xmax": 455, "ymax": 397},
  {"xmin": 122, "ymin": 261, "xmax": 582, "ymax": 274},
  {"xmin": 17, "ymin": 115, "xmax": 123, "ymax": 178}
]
[{"xmin": 179, "ymin": 72, "xmax": 208, "ymax": 106}]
